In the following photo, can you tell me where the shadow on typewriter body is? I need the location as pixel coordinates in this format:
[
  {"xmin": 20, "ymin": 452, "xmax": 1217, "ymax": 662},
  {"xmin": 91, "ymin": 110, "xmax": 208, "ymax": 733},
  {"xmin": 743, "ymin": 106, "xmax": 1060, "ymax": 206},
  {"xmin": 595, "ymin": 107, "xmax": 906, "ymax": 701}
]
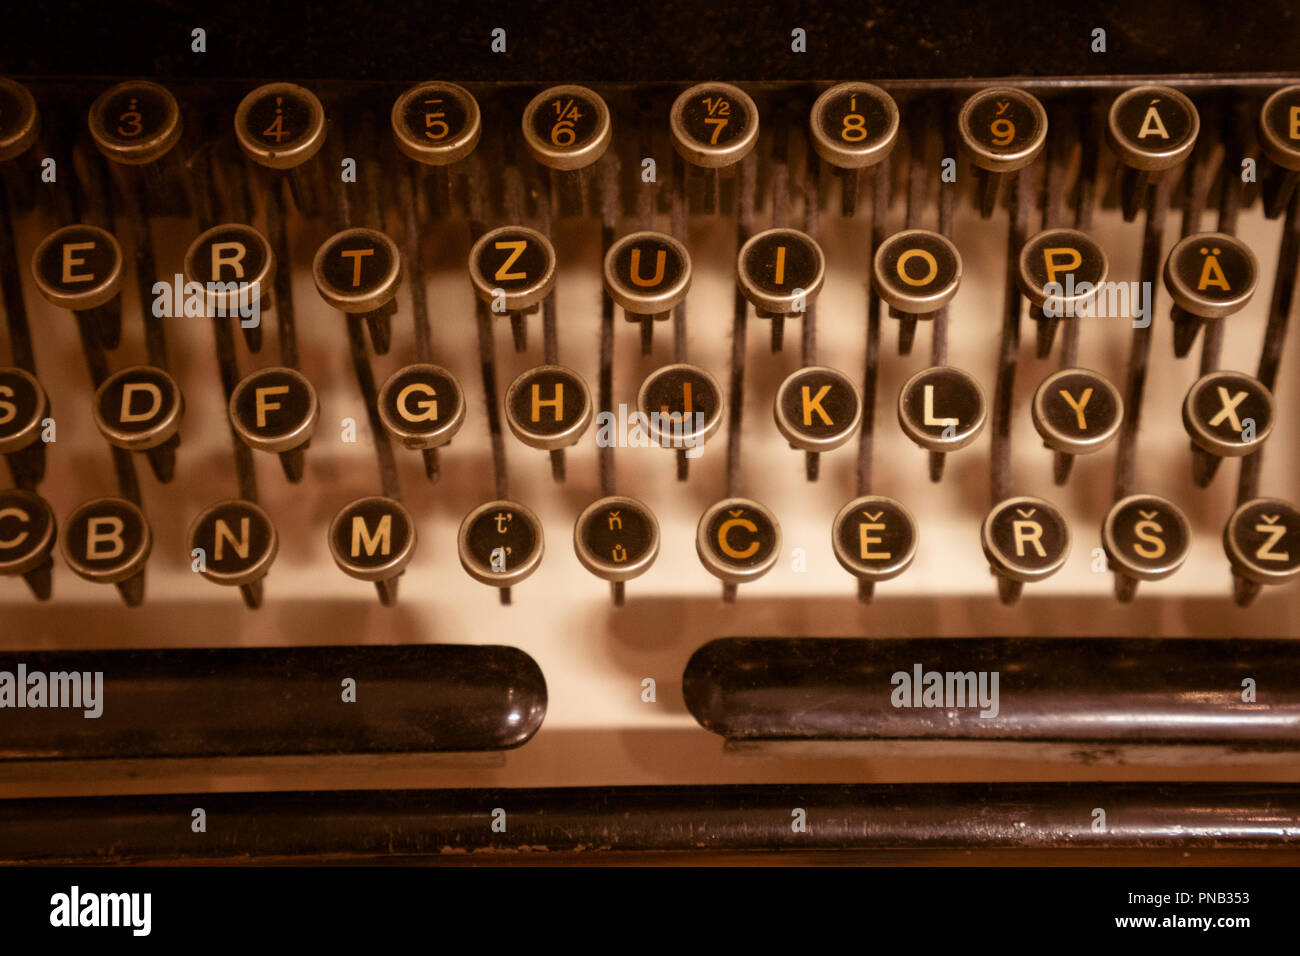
[{"xmin": 0, "ymin": 73, "xmax": 1299, "ymax": 862}]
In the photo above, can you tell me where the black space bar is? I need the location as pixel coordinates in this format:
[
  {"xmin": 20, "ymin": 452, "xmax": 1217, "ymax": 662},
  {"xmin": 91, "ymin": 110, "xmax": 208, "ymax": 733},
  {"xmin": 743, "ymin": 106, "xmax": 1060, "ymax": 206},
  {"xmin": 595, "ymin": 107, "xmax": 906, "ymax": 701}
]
[
  {"xmin": 683, "ymin": 637, "xmax": 1300, "ymax": 746},
  {"xmin": 0, "ymin": 645, "xmax": 547, "ymax": 758}
]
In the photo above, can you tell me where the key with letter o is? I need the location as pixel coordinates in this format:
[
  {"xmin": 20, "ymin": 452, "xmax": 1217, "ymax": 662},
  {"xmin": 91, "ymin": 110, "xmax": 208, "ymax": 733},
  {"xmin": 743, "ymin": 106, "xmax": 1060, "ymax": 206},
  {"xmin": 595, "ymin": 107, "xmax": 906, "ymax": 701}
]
[{"xmin": 873, "ymin": 229, "xmax": 962, "ymax": 355}]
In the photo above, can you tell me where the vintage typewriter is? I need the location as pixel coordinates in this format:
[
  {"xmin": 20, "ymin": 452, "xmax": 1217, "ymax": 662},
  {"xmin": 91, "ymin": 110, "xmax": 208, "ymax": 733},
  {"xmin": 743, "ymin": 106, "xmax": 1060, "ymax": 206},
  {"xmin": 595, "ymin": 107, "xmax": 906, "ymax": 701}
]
[{"xmin": 0, "ymin": 2, "xmax": 1298, "ymax": 865}]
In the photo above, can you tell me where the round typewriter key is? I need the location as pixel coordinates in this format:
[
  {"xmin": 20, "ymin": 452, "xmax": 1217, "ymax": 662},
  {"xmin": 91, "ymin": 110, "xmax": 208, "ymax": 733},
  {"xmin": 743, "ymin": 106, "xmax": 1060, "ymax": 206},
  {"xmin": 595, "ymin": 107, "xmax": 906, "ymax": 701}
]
[
  {"xmin": 982, "ymin": 496, "xmax": 1070, "ymax": 604},
  {"xmin": 94, "ymin": 365, "xmax": 184, "ymax": 483},
  {"xmin": 898, "ymin": 365, "xmax": 986, "ymax": 454},
  {"xmin": 458, "ymin": 499, "xmax": 544, "ymax": 601},
  {"xmin": 0, "ymin": 78, "xmax": 38, "ymax": 162},
  {"xmin": 0, "ymin": 366, "xmax": 47, "ymax": 455},
  {"xmin": 31, "ymin": 224, "xmax": 125, "ymax": 347},
  {"xmin": 88, "ymin": 80, "xmax": 182, "ymax": 165},
  {"xmin": 697, "ymin": 497, "xmax": 781, "ymax": 599},
  {"xmin": 774, "ymin": 365, "xmax": 861, "ymax": 480},
  {"xmin": 1224, "ymin": 498, "xmax": 1300, "ymax": 605},
  {"xmin": 670, "ymin": 82, "xmax": 759, "ymax": 169},
  {"xmin": 392, "ymin": 81, "xmax": 480, "ymax": 167},
  {"xmin": 230, "ymin": 366, "xmax": 319, "ymax": 482},
  {"xmin": 184, "ymin": 223, "xmax": 275, "ymax": 353},
  {"xmin": 1102, "ymin": 493, "xmax": 1191, "ymax": 601},
  {"xmin": 832, "ymin": 495, "xmax": 917, "ymax": 602},
  {"xmin": 505, "ymin": 364, "xmax": 592, "ymax": 451},
  {"xmin": 809, "ymin": 82, "xmax": 899, "ymax": 170},
  {"xmin": 873, "ymin": 229, "xmax": 962, "ymax": 354},
  {"xmin": 1107, "ymin": 85, "xmax": 1199, "ymax": 173},
  {"xmin": 1164, "ymin": 232, "xmax": 1257, "ymax": 358},
  {"xmin": 1260, "ymin": 86, "xmax": 1300, "ymax": 217},
  {"xmin": 314, "ymin": 227, "xmax": 402, "ymax": 354},
  {"xmin": 188, "ymin": 499, "xmax": 278, "ymax": 608},
  {"xmin": 1018, "ymin": 228, "xmax": 1108, "ymax": 358},
  {"xmin": 959, "ymin": 88, "xmax": 1048, "ymax": 173},
  {"xmin": 1032, "ymin": 367, "xmax": 1123, "ymax": 484},
  {"xmin": 522, "ymin": 84, "xmax": 611, "ymax": 172},
  {"xmin": 574, "ymin": 495, "xmax": 660, "ymax": 603},
  {"xmin": 329, "ymin": 496, "xmax": 417, "ymax": 606},
  {"xmin": 1182, "ymin": 370, "xmax": 1273, "ymax": 487},
  {"xmin": 469, "ymin": 226, "xmax": 556, "ymax": 351},
  {"xmin": 235, "ymin": 82, "xmax": 326, "ymax": 170},
  {"xmin": 737, "ymin": 228, "xmax": 824, "ymax": 317},
  {"xmin": 378, "ymin": 364, "xmax": 465, "ymax": 449},
  {"xmin": 637, "ymin": 363, "xmax": 724, "ymax": 478},
  {"xmin": 604, "ymin": 231, "xmax": 692, "ymax": 352},
  {"xmin": 959, "ymin": 88, "xmax": 1047, "ymax": 218},
  {"xmin": 0, "ymin": 488, "xmax": 55, "ymax": 599},
  {"xmin": 1107, "ymin": 86, "xmax": 1199, "ymax": 221},
  {"xmin": 61, "ymin": 497, "xmax": 151, "ymax": 605}
]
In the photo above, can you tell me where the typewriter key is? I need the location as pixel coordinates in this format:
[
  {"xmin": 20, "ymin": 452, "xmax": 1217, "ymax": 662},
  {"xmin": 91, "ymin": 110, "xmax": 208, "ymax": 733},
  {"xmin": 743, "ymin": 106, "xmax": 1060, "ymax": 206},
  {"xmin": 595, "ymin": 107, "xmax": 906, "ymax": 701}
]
[
  {"xmin": 872, "ymin": 230, "xmax": 962, "ymax": 355},
  {"xmin": 88, "ymin": 80, "xmax": 182, "ymax": 166},
  {"xmin": 377, "ymin": 364, "xmax": 466, "ymax": 482},
  {"xmin": 522, "ymin": 84, "xmax": 611, "ymax": 172},
  {"xmin": 1107, "ymin": 86, "xmax": 1199, "ymax": 221},
  {"xmin": 235, "ymin": 82, "xmax": 326, "ymax": 214},
  {"xmin": 0, "ymin": 488, "xmax": 55, "ymax": 599},
  {"xmin": 391, "ymin": 81, "xmax": 481, "ymax": 167},
  {"xmin": 60, "ymin": 497, "xmax": 151, "ymax": 606},
  {"xmin": 184, "ymin": 223, "xmax": 276, "ymax": 354},
  {"xmin": 0, "ymin": 78, "xmax": 39, "ymax": 162},
  {"xmin": 329, "ymin": 496, "xmax": 417, "ymax": 606},
  {"xmin": 313, "ymin": 228, "xmax": 402, "ymax": 355},
  {"xmin": 831, "ymin": 495, "xmax": 918, "ymax": 603},
  {"xmin": 1102, "ymin": 494, "xmax": 1191, "ymax": 602},
  {"xmin": 229, "ymin": 366, "xmax": 319, "ymax": 483},
  {"xmin": 773, "ymin": 365, "xmax": 862, "ymax": 480},
  {"xmin": 1259, "ymin": 86, "xmax": 1300, "ymax": 218},
  {"xmin": 958, "ymin": 88, "xmax": 1048, "ymax": 218},
  {"xmin": 458, "ymin": 500, "xmax": 544, "ymax": 604},
  {"xmin": 31, "ymin": 224, "xmax": 124, "ymax": 349},
  {"xmin": 982, "ymin": 496, "xmax": 1071, "ymax": 605},
  {"xmin": 697, "ymin": 497, "xmax": 781, "ymax": 601},
  {"xmin": 0, "ymin": 366, "xmax": 48, "ymax": 489},
  {"xmin": 1163, "ymin": 232, "xmax": 1257, "ymax": 358},
  {"xmin": 1017, "ymin": 228, "xmax": 1108, "ymax": 358},
  {"xmin": 505, "ymin": 365, "xmax": 592, "ymax": 482},
  {"xmin": 736, "ymin": 228, "xmax": 825, "ymax": 351},
  {"xmin": 809, "ymin": 83, "xmax": 899, "ymax": 216},
  {"xmin": 637, "ymin": 363, "xmax": 724, "ymax": 479},
  {"xmin": 188, "ymin": 499, "xmax": 278, "ymax": 608},
  {"xmin": 671, "ymin": 82, "xmax": 758, "ymax": 213},
  {"xmin": 898, "ymin": 366, "xmax": 986, "ymax": 458},
  {"xmin": 1182, "ymin": 370, "xmax": 1274, "ymax": 486},
  {"xmin": 603, "ymin": 231, "xmax": 692, "ymax": 353},
  {"xmin": 574, "ymin": 495, "xmax": 660, "ymax": 604},
  {"xmin": 92, "ymin": 365, "xmax": 184, "ymax": 483},
  {"xmin": 468, "ymin": 226, "xmax": 557, "ymax": 352},
  {"xmin": 1031, "ymin": 368, "xmax": 1123, "ymax": 485},
  {"xmin": 1224, "ymin": 498, "xmax": 1300, "ymax": 606}
]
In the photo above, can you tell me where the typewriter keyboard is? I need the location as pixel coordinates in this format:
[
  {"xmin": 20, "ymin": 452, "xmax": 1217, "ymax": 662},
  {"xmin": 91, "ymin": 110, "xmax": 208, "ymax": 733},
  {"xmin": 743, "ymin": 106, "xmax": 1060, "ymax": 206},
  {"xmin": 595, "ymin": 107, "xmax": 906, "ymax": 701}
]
[{"xmin": 1, "ymin": 72, "xmax": 1299, "ymax": 859}]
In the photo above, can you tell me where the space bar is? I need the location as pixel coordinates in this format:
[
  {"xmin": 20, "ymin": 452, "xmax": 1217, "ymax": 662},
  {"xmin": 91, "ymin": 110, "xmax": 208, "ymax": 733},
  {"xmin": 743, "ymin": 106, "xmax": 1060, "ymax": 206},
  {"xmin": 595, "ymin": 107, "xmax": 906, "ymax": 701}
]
[
  {"xmin": 0, "ymin": 645, "xmax": 547, "ymax": 758},
  {"xmin": 683, "ymin": 637, "xmax": 1300, "ymax": 747}
]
